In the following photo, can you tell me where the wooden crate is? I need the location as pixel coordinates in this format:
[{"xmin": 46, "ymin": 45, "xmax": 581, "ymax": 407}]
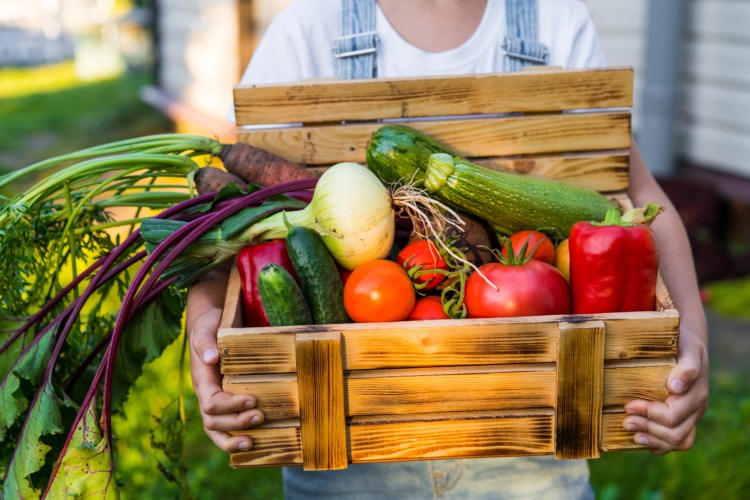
[{"xmin": 220, "ymin": 67, "xmax": 680, "ymax": 470}]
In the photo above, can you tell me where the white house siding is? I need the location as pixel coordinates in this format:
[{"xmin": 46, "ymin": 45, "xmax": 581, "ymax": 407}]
[
  {"xmin": 156, "ymin": 0, "xmax": 240, "ymax": 121},
  {"xmin": 583, "ymin": 0, "xmax": 648, "ymax": 134},
  {"xmin": 586, "ymin": 0, "xmax": 750, "ymax": 179},
  {"xmin": 682, "ymin": 0, "xmax": 750, "ymax": 179}
]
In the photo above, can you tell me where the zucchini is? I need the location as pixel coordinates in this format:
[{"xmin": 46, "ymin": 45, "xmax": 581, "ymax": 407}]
[
  {"xmin": 257, "ymin": 264, "xmax": 313, "ymax": 327},
  {"xmin": 285, "ymin": 219, "xmax": 350, "ymax": 325},
  {"xmin": 365, "ymin": 124, "xmax": 616, "ymax": 237}
]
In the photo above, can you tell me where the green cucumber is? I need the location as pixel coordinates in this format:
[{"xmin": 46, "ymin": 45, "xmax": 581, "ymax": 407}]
[
  {"xmin": 285, "ymin": 219, "xmax": 350, "ymax": 325},
  {"xmin": 365, "ymin": 124, "xmax": 616, "ymax": 237},
  {"xmin": 257, "ymin": 263, "xmax": 313, "ymax": 327}
]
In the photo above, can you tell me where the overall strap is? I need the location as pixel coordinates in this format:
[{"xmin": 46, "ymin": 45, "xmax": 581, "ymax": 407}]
[
  {"xmin": 503, "ymin": 0, "xmax": 549, "ymax": 71},
  {"xmin": 334, "ymin": 0, "xmax": 379, "ymax": 79}
]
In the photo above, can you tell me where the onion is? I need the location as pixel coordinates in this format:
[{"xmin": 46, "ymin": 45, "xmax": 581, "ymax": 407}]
[{"xmin": 248, "ymin": 162, "xmax": 395, "ymax": 270}]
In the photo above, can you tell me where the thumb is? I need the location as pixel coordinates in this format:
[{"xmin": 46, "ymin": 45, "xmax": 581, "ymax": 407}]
[
  {"xmin": 190, "ymin": 308, "xmax": 223, "ymax": 366},
  {"xmin": 667, "ymin": 341, "xmax": 704, "ymax": 396}
]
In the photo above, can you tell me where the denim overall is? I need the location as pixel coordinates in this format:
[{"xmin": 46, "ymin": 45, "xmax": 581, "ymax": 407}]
[{"xmin": 283, "ymin": 1, "xmax": 593, "ymax": 498}]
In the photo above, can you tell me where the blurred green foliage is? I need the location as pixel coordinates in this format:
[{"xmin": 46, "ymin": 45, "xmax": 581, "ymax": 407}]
[
  {"xmin": 0, "ymin": 63, "xmax": 172, "ymax": 177},
  {"xmin": 113, "ymin": 334, "xmax": 283, "ymax": 498},
  {"xmin": 706, "ymin": 277, "xmax": 750, "ymax": 320}
]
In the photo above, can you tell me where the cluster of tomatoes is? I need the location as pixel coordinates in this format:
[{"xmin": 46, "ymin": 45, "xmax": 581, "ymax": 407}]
[{"xmin": 341, "ymin": 230, "xmax": 571, "ymax": 323}]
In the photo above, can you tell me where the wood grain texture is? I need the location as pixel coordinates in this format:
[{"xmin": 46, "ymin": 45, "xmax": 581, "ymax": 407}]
[
  {"xmin": 236, "ymin": 111, "xmax": 632, "ymax": 165},
  {"xmin": 306, "ymin": 151, "xmax": 631, "ymax": 193},
  {"xmin": 218, "ymin": 311, "xmax": 678, "ymax": 375},
  {"xmin": 226, "ymin": 409, "xmax": 649, "ymax": 467},
  {"xmin": 295, "ymin": 332, "xmax": 348, "ymax": 470},
  {"xmin": 219, "ymin": 263, "xmax": 243, "ymax": 329},
  {"xmin": 555, "ymin": 320, "xmax": 605, "ymax": 459},
  {"xmin": 223, "ymin": 361, "xmax": 675, "ymax": 421},
  {"xmin": 233, "ymin": 68, "xmax": 633, "ymax": 125}
]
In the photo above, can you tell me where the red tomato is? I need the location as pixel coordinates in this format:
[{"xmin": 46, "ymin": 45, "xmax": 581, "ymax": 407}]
[
  {"xmin": 465, "ymin": 260, "xmax": 570, "ymax": 318},
  {"xmin": 344, "ymin": 259, "xmax": 416, "ymax": 323},
  {"xmin": 501, "ymin": 230, "xmax": 555, "ymax": 265},
  {"xmin": 408, "ymin": 296, "xmax": 450, "ymax": 320},
  {"xmin": 396, "ymin": 240, "xmax": 449, "ymax": 290}
]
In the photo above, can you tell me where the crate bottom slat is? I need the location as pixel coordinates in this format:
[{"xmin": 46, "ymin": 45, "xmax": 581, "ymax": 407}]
[{"xmin": 228, "ymin": 410, "xmax": 646, "ymax": 468}]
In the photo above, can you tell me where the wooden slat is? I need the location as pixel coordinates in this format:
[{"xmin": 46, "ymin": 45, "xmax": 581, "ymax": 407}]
[
  {"xmin": 230, "ymin": 421, "xmax": 303, "ymax": 467},
  {"xmin": 307, "ymin": 151, "xmax": 631, "ymax": 193},
  {"xmin": 295, "ymin": 332, "xmax": 348, "ymax": 470},
  {"xmin": 601, "ymin": 410, "xmax": 646, "ymax": 452},
  {"xmin": 236, "ymin": 112, "xmax": 632, "ymax": 165},
  {"xmin": 218, "ymin": 311, "xmax": 679, "ymax": 375},
  {"xmin": 555, "ymin": 320, "xmax": 605, "ymax": 460},
  {"xmin": 222, "ymin": 361, "xmax": 674, "ymax": 421},
  {"xmin": 228, "ymin": 409, "xmax": 650, "ymax": 468},
  {"xmin": 219, "ymin": 263, "xmax": 243, "ymax": 329},
  {"xmin": 602, "ymin": 360, "xmax": 673, "ymax": 406},
  {"xmin": 348, "ymin": 411, "xmax": 554, "ymax": 462},
  {"xmin": 234, "ymin": 68, "xmax": 633, "ymax": 125}
]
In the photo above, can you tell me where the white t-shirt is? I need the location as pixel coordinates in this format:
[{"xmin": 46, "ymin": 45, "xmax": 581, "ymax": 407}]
[{"xmin": 238, "ymin": 0, "xmax": 607, "ymax": 86}]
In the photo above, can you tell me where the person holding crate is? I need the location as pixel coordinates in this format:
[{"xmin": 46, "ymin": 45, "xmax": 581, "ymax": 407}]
[{"xmin": 187, "ymin": 0, "xmax": 709, "ymax": 497}]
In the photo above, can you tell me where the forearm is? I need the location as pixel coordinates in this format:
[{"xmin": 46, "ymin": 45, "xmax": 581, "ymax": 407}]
[
  {"xmin": 627, "ymin": 144, "xmax": 707, "ymax": 343},
  {"xmin": 186, "ymin": 263, "xmax": 232, "ymax": 331}
]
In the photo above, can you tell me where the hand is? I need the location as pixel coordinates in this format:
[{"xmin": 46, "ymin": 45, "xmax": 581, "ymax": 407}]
[
  {"xmin": 187, "ymin": 270, "xmax": 265, "ymax": 453},
  {"xmin": 622, "ymin": 327, "xmax": 709, "ymax": 454}
]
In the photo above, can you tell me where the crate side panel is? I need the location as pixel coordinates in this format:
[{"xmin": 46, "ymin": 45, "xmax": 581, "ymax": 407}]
[
  {"xmin": 234, "ymin": 68, "xmax": 633, "ymax": 125},
  {"xmin": 236, "ymin": 112, "xmax": 631, "ymax": 165},
  {"xmin": 349, "ymin": 413, "xmax": 554, "ymax": 462}
]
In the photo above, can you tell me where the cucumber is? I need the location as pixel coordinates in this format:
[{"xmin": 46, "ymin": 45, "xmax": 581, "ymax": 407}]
[
  {"xmin": 257, "ymin": 263, "xmax": 313, "ymax": 327},
  {"xmin": 365, "ymin": 124, "xmax": 616, "ymax": 237},
  {"xmin": 285, "ymin": 220, "xmax": 350, "ymax": 325}
]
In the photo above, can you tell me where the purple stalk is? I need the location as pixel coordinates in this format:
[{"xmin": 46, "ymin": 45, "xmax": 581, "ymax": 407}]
[
  {"xmin": 101, "ymin": 178, "xmax": 318, "ymax": 433},
  {"xmin": 35, "ymin": 178, "xmax": 317, "ymax": 494},
  {"xmin": 5, "ymin": 192, "xmax": 221, "ymax": 493}
]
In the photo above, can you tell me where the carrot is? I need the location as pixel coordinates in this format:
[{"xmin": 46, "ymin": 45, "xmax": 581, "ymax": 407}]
[
  {"xmin": 195, "ymin": 166, "xmax": 247, "ymax": 194},
  {"xmin": 219, "ymin": 143, "xmax": 314, "ymax": 186}
]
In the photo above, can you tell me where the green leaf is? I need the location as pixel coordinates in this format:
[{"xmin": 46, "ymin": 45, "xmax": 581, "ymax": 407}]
[
  {"xmin": 0, "ymin": 324, "xmax": 57, "ymax": 442},
  {"xmin": 111, "ymin": 286, "xmax": 185, "ymax": 412},
  {"xmin": 220, "ymin": 195, "xmax": 307, "ymax": 240},
  {"xmin": 47, "ymin": 398, "xmax": 119, "ymax": 499},
  {"xmin": 2, "ymin": 379, "xmax": 74, "ymax": 498}
]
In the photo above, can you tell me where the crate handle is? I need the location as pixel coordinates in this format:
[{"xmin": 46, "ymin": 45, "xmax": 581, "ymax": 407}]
[
  {"xmin": 295, "ymin": 331, "xmax": 348, "ymax": 470},
  {"xmin": 555, "ymin": 320, "xmax": 605, "ymax": 459}
]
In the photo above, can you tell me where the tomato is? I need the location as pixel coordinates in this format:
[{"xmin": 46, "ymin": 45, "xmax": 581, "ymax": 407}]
[
  {"xmin": 408, "ymin": 296, "xmax": 450, "ymax": 320},
  {"xmin": 396, "ymin": 239, "xmax": 449, "ymax": 290},
  {"xmin": 501, "ymin": 230, "xmax": 555, "ymax": 265},
  {"xmin": 465, "ymin": 260, "xmax": 570, "ymax": 318},
  {"xmin": 344, "ymin": 259, "xmax": 416, "ymax": 322}
]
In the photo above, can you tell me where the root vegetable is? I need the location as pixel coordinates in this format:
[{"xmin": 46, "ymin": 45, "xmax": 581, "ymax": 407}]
[
  {"xmin": 195, "ymin": 166, "xmax": 247, "ymax": 194},
  {"xmin": 218, "ymin": 142, "xmax": 314, "ymax": 186}
]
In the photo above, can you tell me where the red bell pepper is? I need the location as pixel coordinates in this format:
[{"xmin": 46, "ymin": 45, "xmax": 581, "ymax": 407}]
[
  {"xmin": 236, "ymin": 240, "xmax": 298, "ymax": 327},
  {"xmin": 569, "ymin": 208, "xmax": 659, "ymax": 314}
]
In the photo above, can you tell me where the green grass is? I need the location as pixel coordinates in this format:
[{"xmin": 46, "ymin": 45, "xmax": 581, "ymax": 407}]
[
  {"xmin": 707, "ymin": 276, "xmax": 750, "ymax": 320},
  {"xmin": 0, "ymin": 63, "xmax": 173, "ymax": 177}
]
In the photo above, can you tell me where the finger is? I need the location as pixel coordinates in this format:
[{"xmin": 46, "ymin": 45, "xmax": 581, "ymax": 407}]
[
  {"xmin": 200, "ymin": 390, "xmax": 258, "ymax": 416},
  {"xmin": 202, "ymin": 409, "xmax": 265, "ymax": 433},
  {"xmin": 634, "ymin": 426, "xmax": 697, "ymax": 455},
  {"xmin": 204, "ymin": 428, "xmax": 253, "ymax": 454},
  {"xmin": 623, "ymin": 408, "xmax": 699, "ymax": 449},
  {"xmin": 190, "ymin": 308, "xmax": 223, "ymax": 366}
]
